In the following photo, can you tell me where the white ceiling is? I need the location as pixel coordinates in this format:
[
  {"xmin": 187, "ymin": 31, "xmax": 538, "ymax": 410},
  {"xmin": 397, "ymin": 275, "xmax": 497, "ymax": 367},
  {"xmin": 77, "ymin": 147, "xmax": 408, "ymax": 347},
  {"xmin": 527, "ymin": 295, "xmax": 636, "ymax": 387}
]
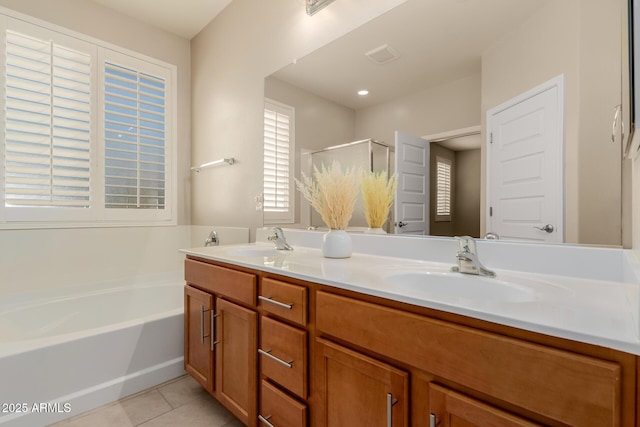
[
  {"xmin": 272, "ymin": 0, "xmax": 549, "ymax": 110},
  {"xmin": 88, "ymin": 0, "xmax": 233, "ymax": 39}
]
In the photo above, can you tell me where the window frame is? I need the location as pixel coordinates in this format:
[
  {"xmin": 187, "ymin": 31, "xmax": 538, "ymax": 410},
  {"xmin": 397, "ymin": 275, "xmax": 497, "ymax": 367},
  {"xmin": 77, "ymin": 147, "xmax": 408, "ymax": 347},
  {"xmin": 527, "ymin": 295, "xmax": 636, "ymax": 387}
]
[
  {"xmin": 263, "ymin": 98, "xmax": 295, "ymax": 225},
  {"xmin": 0, "ymin": 10, "xmax": 177, "ymax": 229}
]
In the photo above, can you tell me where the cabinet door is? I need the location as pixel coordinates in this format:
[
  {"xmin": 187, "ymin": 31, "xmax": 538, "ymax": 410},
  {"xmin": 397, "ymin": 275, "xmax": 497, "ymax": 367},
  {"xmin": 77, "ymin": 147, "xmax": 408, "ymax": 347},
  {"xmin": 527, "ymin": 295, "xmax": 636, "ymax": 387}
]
[
  {"xmin": 184, "ymin": 285, "xmax": 214, "ymax": 392},
  {"xmin": 429, "ymin": 383, "xmax": 541, "ymax": 427},
  {"xmin": 315, "ymin": 338, "xmax": 408, "ymax": 427},
  {"xmin": 215, "ymin": 297, "xmax": 258, "ymax": 427}
]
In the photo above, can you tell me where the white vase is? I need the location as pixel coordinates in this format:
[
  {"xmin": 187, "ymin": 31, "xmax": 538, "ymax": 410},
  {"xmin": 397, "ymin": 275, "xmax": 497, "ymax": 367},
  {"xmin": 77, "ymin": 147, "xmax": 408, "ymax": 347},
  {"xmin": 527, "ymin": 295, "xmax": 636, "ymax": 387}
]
[
  {"xmin": 365, "ymin": 227, "xmax": 387, "ymax": 234},
  {"xmin": 322, "ymin": 229, "xmax": 352, "ymax": 258}
]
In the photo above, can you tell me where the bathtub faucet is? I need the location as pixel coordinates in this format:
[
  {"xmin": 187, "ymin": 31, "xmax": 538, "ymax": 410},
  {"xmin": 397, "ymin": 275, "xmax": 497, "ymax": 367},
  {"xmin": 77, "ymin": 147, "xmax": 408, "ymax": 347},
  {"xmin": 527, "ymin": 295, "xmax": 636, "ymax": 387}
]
[
  {"xmin": 451, "ymin": 236, "xmax": 495, "ymax": 277},
  {"xmin": 268, "ymin": 227, "xmax": 293, "ymax": 251},
  {"xmin": 205, "ymin": 230, "xmax": 219, "ymax": 247}
]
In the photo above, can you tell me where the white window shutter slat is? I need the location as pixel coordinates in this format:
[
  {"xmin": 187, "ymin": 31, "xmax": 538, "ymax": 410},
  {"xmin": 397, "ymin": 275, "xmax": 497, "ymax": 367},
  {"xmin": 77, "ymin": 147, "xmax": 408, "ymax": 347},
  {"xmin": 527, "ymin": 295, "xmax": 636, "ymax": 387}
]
[
  {"xmin": 4, "ymin": 30, "xmax": 91, "ymax": 208},
  {"xmin": 103, "ymin": 62, "xmax": 166, "ymax": 210},
  {"xmin": 263, "ymin": 100, "xmax": 294, "ymax": 221},
  {"xmin": 435, "ymin": 156, "xmax": 452, "ymax": 221}
]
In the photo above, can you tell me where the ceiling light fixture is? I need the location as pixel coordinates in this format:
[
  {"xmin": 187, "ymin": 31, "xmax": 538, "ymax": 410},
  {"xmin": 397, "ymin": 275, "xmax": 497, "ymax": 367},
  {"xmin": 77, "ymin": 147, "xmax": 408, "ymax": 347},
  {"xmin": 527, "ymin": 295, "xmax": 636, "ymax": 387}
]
[
  {"xmin": 306, "ymin": 0, "xmax": 335, "ymax": 16},
  {"xmin": 358, "ymin": 90, "xmax": 369, "ymax": 96}
]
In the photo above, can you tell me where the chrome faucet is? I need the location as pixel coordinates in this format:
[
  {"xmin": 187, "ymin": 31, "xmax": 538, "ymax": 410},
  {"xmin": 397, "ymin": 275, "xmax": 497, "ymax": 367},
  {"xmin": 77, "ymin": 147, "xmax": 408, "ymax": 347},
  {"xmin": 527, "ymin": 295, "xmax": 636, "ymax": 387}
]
[
  {"xmin": 268, "ymin": 227, "xmax": 293, "ymax": 251},
  {"xmin": 204, "ymin": 230, "xmax": 219, "ymax": 247},
  {"xmin": 451, "ymin": 236, "xmax": 495, "ymax": 277}
]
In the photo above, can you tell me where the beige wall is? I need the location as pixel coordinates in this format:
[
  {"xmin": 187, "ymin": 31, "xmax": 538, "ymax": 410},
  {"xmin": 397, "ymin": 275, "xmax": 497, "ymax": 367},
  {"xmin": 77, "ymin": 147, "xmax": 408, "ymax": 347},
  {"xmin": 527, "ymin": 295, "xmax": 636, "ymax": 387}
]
[
  {"xmin": 481, "ymin": 0, "xmax": 623, "ymax": 246},
  {"xmin": 355, "ymin": 73, "xmax": 481, "ymax": 146},
  {"xmin": 265, "ymin": 76, "xmax": 356, "ymax": 151},
  {"xmin": 454, "ymin": 149, "xmax": 481, "ymax": 238},
  {"xmin": 191, "ymin": 0, "xmax": 406, "ymax": 238},
  {"xmin": 0, "ymin": 0, "xmax": 193, "ymax": 225},
  {"xmin": 577, "ymin": 0, "xmax": 623, "ymax": 245}
]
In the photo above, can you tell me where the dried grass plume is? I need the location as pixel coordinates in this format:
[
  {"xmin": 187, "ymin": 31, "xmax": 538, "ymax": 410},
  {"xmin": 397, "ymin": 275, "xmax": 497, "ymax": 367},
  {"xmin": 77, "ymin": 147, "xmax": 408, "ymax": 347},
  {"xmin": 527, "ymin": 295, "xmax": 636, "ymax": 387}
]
[
  {"xmin": 360, "ymin": 170, "xmax": 398, "ymax": 228},
  {"xmin": 295, "ymin": 161, "xmax": 359, "ymax": 230}
]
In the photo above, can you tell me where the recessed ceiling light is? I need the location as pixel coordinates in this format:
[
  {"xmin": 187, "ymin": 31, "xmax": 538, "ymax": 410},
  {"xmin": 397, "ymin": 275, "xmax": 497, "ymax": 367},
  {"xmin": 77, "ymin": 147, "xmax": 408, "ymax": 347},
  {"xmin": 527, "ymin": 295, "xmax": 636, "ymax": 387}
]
[{"xmin": 358, "ymin": 90, "xmax": 369, "ymax": 96}]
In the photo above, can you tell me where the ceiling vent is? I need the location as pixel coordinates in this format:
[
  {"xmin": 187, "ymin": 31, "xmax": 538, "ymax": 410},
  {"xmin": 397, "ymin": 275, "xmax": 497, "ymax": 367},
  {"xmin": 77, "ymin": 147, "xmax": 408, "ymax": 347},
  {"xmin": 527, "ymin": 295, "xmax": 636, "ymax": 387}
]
[{"xmin": 364, "ymin": 44, "xmax": 400, "ymax": 65}]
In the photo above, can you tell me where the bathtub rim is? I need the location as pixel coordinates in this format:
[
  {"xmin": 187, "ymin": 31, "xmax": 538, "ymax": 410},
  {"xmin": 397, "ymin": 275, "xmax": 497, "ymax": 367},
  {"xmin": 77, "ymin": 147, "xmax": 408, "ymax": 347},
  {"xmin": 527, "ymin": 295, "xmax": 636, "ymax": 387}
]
[{"xmin": 0, "ymin": 270, "xmax": 184, "ymax": 358}]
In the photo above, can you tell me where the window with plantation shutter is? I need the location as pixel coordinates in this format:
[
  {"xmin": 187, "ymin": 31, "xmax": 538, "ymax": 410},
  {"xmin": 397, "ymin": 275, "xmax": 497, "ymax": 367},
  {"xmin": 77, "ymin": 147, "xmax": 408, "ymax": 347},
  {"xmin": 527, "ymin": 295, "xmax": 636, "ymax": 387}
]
[
  {"xmin": 4, "ymin": 30, "xmax": 91, "ymax": 209},
  {"xmin": 0, "ymin": 16, "xmax": 176, "ymax": 227},
  {"xmin": 104, "ymin": 60, "xmax": 167, "ymax": 210},
  {"xmin": 435, "ymin": 156, "xmax": 452, "ymax": 222},
  {"xmin": 263, "ymin": 99, "xmax": 294, "ymax": 224}
]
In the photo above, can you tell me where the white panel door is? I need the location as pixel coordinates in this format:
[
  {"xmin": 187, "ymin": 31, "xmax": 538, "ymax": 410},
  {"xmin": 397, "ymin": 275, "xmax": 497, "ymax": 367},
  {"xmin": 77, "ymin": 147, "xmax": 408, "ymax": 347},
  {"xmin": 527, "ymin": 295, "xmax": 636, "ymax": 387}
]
[
  {"xmin": 394, "ymin": 131, "xmax": 429, "ymax": 235},
  {"xmin": 487, "ymin": 76, "xmax": 564, "ymax": 243}
]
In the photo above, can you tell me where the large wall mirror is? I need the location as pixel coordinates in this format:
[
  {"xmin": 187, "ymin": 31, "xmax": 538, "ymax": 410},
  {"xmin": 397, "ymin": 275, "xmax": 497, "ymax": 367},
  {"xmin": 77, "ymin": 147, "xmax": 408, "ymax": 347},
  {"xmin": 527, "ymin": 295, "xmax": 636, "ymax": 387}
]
[{"xmin": 264, "ymin": 0, "xmax": 630, "ymax": 247}]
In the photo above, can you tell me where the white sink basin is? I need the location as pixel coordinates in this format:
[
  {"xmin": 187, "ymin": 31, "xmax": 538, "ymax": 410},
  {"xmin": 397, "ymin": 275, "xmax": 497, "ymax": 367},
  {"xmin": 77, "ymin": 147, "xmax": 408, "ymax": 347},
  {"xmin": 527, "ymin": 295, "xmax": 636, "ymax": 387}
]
[
  {"xmin": 227, "ymin": 247, "xmax": 288, "ymax": 257},
  {"xmin": 383, "ymin": 271, "xmax": 538, "ymax": 304}
]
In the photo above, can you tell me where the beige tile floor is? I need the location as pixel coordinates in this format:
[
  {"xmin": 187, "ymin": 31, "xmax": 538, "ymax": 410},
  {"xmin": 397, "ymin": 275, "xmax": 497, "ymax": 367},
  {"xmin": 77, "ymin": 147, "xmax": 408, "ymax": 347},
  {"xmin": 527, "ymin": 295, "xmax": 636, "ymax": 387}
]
[{"xmin": 49, "ymin": 375, "xmax": 242, "ymax": 427}]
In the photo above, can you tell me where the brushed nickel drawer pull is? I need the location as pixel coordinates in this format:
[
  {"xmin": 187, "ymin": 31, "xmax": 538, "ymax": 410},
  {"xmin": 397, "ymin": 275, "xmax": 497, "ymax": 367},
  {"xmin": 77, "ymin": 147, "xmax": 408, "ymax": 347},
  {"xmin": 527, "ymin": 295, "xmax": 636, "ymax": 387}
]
[
  {"xmin": 429, "ymin": 413, "xmax": 440, "ymax": 427},
  {"xmin": 259, "ymin": 295, "xmax": 293, "ymax": 310},
  {"xmin": 211, "ymin": 312, "xmax": 220, "ymax": 351},
  {"xmin": 200, "ymin": 305, "xmax": 211, "ymax": 344},
  {"xmin": 387, "ymin": 393, "xmax": 398, "ymax": 427},
  {"xmin": 258, "ymin": 348, "xmax": 293, "ymax": 368},
  {"xmin": 258, "ymin": 414, "xmax": 276, "ymax": 427}
]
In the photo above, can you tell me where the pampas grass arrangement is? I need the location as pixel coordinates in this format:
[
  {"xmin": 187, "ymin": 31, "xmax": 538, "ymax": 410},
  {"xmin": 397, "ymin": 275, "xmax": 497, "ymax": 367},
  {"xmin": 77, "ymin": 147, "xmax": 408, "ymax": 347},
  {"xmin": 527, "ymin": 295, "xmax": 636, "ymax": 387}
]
[
  {"xmin": 360, "ymin": 170, "xmax": 398, "ymax": 229},
  {"xmin": 295, "ymin": 161, "xmax": 359, "ymax": 230}
]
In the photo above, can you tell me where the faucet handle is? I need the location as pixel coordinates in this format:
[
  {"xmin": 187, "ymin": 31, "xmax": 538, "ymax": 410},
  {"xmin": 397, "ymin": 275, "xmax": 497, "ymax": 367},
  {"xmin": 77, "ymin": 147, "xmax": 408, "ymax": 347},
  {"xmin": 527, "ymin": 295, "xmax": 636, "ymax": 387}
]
[
  {"xmin": 268, "ymin": 227, "xmax": 283, "ymax": 240},
  {"xmin": 268, "ymin": 227, "xmax": 293, "ymax": 251},
  {"xmin": 204, "ymin": 230, "xmax": 219, "ymax": 247},
  {"xmin": 455, "ymin": 236, "xmax": 476, "ymax": 253}
]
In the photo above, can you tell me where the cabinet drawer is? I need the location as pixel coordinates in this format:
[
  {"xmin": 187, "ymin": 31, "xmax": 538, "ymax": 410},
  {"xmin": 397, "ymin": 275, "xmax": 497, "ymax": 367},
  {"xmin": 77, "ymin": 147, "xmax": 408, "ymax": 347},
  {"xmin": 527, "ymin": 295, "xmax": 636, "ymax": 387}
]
[
  {"xmin": 259, "ymin": 278, "xmax": 307, "ymax": 326},
  {"xmin": 259, "ymin": 316, "xmax": 307, "ymax": 399},
  {"xmin": 316, "ymin": 291, "xmax": 621, "ymax": 426},
  {"xmin": 260, "ymin": 380, "xmax": 307, "ymax": 427},
  {"xmin": 185, "ymin": 258, "xmax": 256, "ymax": 306}
]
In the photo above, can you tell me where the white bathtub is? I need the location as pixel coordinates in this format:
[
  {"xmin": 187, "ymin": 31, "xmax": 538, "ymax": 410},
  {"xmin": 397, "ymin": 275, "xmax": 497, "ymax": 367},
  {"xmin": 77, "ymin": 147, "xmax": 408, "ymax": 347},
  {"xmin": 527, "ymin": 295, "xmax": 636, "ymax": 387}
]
[{"xmin": 0, "ymin": 273, "xmax": 185, "ymax": 427}]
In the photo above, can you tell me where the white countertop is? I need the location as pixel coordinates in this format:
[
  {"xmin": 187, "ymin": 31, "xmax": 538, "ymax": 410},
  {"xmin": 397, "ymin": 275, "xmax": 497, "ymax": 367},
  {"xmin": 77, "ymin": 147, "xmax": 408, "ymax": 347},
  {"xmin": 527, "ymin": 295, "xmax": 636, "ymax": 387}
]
[{"xmin": 181, "ymin": 231, "xmax": 640, "ymax": 355}]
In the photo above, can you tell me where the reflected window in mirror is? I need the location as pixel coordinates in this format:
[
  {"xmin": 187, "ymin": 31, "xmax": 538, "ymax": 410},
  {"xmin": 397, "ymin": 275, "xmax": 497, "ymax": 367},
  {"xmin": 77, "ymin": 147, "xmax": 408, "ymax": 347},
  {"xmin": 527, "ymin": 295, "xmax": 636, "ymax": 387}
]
[
  {"xmin": 263, "ymin": 99, "xmax": 295, "ymax": 224},
  {"xmin": 435, "ymin": 156, "xmax": 453, "ymax": 222}
]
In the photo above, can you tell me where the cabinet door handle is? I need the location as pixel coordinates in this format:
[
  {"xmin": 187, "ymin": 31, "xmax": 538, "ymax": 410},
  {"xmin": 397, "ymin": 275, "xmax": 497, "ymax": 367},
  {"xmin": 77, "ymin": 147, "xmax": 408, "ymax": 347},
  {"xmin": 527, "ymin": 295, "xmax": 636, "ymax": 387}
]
[
  {"xmin": 258, "ymin": 348, "xmax": 293, "ymax": 368},
  {"xmin": 200, "ymin": 305, "xmax": 211, "ymax": 344},
  {"xmin": 429, "ymin": 413, "xmax": 440, "ymax": 427},
  {"xmin": 387, "ymin": 393, "xmax": 398, "ymax": 427},
  {"xmin": 258, "ymin": 295, "xmax": 293, "ymax": 310},
  {"xmin": 258, "ymin": 415, "xmax": 276, "ymax": 427},
  {"xmin": 211, "ymin": 312, "xmax": 220, "ymax": 351}
]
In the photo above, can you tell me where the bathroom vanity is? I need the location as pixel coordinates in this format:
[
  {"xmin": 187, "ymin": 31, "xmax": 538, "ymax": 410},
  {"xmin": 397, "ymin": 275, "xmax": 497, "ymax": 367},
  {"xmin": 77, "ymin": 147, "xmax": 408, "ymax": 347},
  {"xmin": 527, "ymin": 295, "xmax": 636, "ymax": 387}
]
[{"xmin": 181, "ymin": 234, "xmax": 640, "ymax": 426}]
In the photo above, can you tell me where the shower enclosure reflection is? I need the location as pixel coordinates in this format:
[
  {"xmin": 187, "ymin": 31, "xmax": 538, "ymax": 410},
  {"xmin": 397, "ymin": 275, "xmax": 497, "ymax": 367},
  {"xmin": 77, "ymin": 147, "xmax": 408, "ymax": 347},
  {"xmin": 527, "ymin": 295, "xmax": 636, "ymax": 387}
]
[{"xmin": 303, "ymin": 139, "xmax": 393, "ymax": 232}]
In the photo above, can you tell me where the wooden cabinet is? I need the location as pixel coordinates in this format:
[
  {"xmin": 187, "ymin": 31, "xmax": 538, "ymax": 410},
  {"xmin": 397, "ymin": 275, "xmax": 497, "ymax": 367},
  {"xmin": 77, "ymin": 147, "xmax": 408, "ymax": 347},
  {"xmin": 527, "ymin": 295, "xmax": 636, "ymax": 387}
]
[
  {"xmin": 185, "ymin": 257, "xmax": 638, "ymax": 427},
  {"xmin": 258, "ymin": 277, "xmax": 310, "ymax": 426},
  {"xmin": 315, "ymin": 291, "xmax": 624, "ymax": 426},
  {"xmin": 184, "ymin": 285, "xmax": 214, "ymax": 391},
  {"xmin": 215, "ymin": 298, "xmax": 258, "ymax": 425},
  {"xmin": 429, "ymin": 383, "xmax": 540, "ymax": 427},
  {"xmin": 184, "ymin": 258, "xmax": 258, "ymax": 427},
  {"xmin": 315, "ymin": 338, "xmax": 409, "ymax": 427}
]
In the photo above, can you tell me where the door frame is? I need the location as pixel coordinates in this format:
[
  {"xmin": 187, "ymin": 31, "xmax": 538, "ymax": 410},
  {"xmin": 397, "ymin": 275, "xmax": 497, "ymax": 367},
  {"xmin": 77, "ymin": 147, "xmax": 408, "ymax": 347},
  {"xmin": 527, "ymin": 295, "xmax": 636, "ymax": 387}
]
[{"xmin": 485, "ymin": 74, "xmax": 565, "ymax": 242}]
